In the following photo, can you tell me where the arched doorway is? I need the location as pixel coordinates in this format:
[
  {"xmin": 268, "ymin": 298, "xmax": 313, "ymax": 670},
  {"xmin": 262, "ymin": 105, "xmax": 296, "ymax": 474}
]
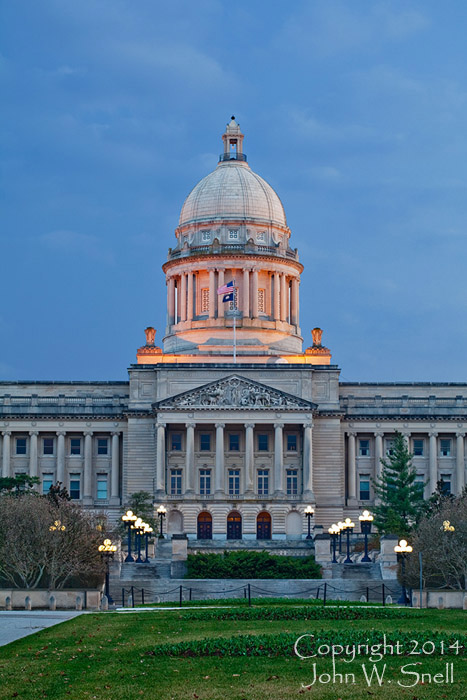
[
  {"xmin": 197, "ymin": 511, "xmax": 212, "ymax": 539},
  {"xmin": 227, "ymin": 511, "xmax": 242, "ymax": 540},
  {"xmin": 256, "ymin": 511, "xmax": 272, "ymax": 540}
]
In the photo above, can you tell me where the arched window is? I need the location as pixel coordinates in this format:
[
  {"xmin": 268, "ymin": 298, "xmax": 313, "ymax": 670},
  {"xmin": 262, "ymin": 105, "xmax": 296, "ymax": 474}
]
[
  {"xmin": 256, "ymin": 511, "xmax": 272, "ymax": 540},
  {"xmin": 197, "ymin": 511, "xmax": 212, "ymax": 539},
  {"xmin": 227, "ymin": 511, "xmax": 242, "ymax": 540}
]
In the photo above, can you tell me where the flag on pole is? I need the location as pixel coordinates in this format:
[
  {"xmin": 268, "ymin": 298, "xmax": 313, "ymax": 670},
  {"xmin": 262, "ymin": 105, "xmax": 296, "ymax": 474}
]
[{"xmin": 217, "ymin": 280, "xmax": 235, "ymax": 303}]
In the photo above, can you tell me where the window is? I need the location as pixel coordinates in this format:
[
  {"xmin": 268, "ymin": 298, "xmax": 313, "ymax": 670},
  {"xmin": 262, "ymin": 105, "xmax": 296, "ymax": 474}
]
[
  {"xmin": 258, "ymin": 289, "xmax": 265, "ymax": 313},
  {"xmin": 171, "ymin": 433, "xmax": 182, "ymax": 451},
  {"xmin": 69, "ymin": 475, "xmax": 81, "ymax": 500},
  {"xmin": 257, "ymin": 469, "xmax": 269, "ymax": 496},
  {"xmin": 415, "ymin": 474, "xmax": 425, "ymax": 498},
  {"xmin": 258, "ymin": 434, "xmax": 268, "ymax": 451},
  {"xmin": 201, "ymin": 230, "xmax": 211, "ymax": 242},
  {"xmin": 170, "ymin": 469, "xmax": 182, "ymax": 495},
  {"xmin": 97, "ymin": 438, "xmax": 108, "ymax": 455},
  {"xmin": 228, "ymin": 469, "xmax": 240, "ymax": 496},
  {"xmin": 229, "ymin": 434, "xmax": 240, "ymax": 451},
  {"xmin": 440, "ymin": 439, "xmax": 451, "ymax": 457},
  {"xmin": 42, "ymin": 474, "xmax": 53, "ymax": 495},
  {"xmin": 440, "ymin": 475, "xmax": 452, "ymax": 495},
  {"xmin": 386, "ymin": 439, "xmax": 395, "ymax": 456},
  {"xmin": 199, "ymin": 469, "xmax": 211, "ymax": 495},
  {"xmin": 97, "ymin": 478, "xmax": 108, "ymax": 500},
  {"xmin": 228, "ymin": 229, "xmax": 239, "ymax": 239},
  {"xmin": 359, "ymin": 476, "xmax": 370, "ymax": 501},
  {"xmin": 200, "ymin": 434, "xmax": 211, "ymax": 451},
  {"xmin": 229, "ymin": 287, "xmax": 238, "ymax": 311},
  {"xmin": 286, "ymin": 469, "xmax": 298, "ymax": 496},
  {"xmin": 201, "ymin": 288, "xmax": 209, "ymax": 313},
  {"xmin": 70, "ymin": 438, "xmax": 81, "ymax": 455},
  {"xmin": 287, "ymin": 434, "xmax": 297, "ymax": 452},
  {"xmin": 413, "ymin": 439, "xmax": 424, "ymax": 457},
  {"xmin": 257, "ymin": 231, "xmax": 265, "ymax": 242},
  {"xmin": 43, "ymin": 438, "xmax": 54, "ymax": 455},
  {"xmin": 359, "ymin": 439, "xmax": 370, "ymax": 457},
  {"xmin": 16, "ymin": 437, "xmax": 27, "ymax": 455}
]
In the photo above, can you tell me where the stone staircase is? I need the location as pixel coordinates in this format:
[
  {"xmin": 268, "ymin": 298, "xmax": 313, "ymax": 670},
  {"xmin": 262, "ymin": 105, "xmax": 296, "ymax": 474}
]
[{"xmin": 109, "ymin": 539, "xmax": 173, "ymax": 604}]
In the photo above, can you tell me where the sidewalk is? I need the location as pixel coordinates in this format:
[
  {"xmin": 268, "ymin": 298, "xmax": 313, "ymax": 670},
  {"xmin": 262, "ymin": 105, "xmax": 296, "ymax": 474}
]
[{"xmin": 0, "ymin": 611, "xmax": 83, "ymax": 647}]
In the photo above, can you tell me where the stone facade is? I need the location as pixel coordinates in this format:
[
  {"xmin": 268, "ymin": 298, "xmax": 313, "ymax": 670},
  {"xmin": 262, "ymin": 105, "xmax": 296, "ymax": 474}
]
[{"xmin": 1, "ymin": 119, "xmax": 466, "ymax": 540}]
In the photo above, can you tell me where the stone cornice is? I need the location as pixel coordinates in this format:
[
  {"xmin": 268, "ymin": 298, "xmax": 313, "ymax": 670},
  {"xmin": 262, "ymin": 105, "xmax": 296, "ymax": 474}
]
[{"xmin": 162, "ymin": 252, "xmax": 303, "ymax": 274}]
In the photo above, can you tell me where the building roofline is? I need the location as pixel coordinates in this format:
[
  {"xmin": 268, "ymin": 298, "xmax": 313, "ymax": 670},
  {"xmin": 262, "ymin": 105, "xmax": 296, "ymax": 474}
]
[
  {"xmin": 0, "ymin": 380, "xmax": 129, "ymax": 386},
  {"xmin": 340, "ymin": 381, "xmax": 467, "ymax": 387}
]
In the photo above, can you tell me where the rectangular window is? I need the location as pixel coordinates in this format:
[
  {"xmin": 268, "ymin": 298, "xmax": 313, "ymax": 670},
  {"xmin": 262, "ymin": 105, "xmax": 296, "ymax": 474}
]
[
  {"xmin": 200, "ymin": 434, "xmax": 211, "ymax": 451},
  {"xmin": 97, "ymin": 478, "xmax": 108, "ymax": 500},
  {"xmin": 258, "ymin": 434, "xmax": 268, "ymax": 451},
  {"xmin": 16, "ymin": 437, "xmax": 27, "ymax": 455},
  {"xmin": 359, "ymin": 439, "xmax": 370, "ymax": 457},
  {"xmin": 359, "ymin": 476, "xmax": 370, "ymax": 501},
  {"xmin": 201, "ymin": 288, "xmax": 209, "ymax": 313},
  {"xmin": 286, "ymin": 469, "xmax": 298, "ymax": 496},
  {"xmin": 69, "ymin": 475, "xmax": 81, "ymax": 500},
  {"xmin": 171, "ymin": 433, "xmax": 182, "ymax": 451},
  {"xmin": 170, "ymin": 469, "xmax": 182, "ymax": 496},
  {"xmin": 229, "ymin": 287, "xmax": 238, "ymax": 311},
  {"xmin": 42, "ymin": 474, "xmax": 53, "ymax": 495},
  {"xmin": 229, "ymin": 434, "xmax": 240, "ymax": 451},
  {"xmin": 70, "ymin": 438, "xmax": 81, "ymax": 456},
  {"xmin": 228, "ymin": 469, "xmax": 240, "ymax": 496},
  {"xmin": 286, "ymin": 434, "xmax": 297, "ymax": 452},
  {"xmin": 199, "ymin": 469, "xmax": 211, "ymax": 496},
  {"xmin": 257, "ymin": 469, "xmax": 269, "ymax": 496},
  {"xmin": 43, "ymin": 438, "xmax": 54, "ymax": 455},
  {"xmin": 440, "ymin": 475, "xmax": 452, "ymax": 495},
  {"xmin": 97, "ymin": 438, "xmax": 108, "ymax": 455},
  {"xmin": 386, "ymin": 439, "xmax": 395, "ymax": 456},
  {"xmin": 415, "ymin": 474, "xmax": 425, "ymax": 498},
  {"xmin": 440, "ymin": 439, "xmax": 451, "ymax": 457},
  {"xmin": 201, "ymin": 230, "xmax": 211, "ymax": 242},
  {"xmin": 229, "ymin": 229, "xmax": 239, "ymax": 239},
  {"xmin": 413, "ymin": 439, "xmax": 424, "ymax": 456},
  {"xmin": 258, "ymin": 289, "xmax": 265, "ymax": 313}
]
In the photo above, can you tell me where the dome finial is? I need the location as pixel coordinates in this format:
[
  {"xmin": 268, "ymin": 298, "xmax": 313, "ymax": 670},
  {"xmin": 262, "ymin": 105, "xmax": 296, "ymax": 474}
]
[{"xmin": 221, "ymin": 117, "xmax": 245, "ymax": 162}]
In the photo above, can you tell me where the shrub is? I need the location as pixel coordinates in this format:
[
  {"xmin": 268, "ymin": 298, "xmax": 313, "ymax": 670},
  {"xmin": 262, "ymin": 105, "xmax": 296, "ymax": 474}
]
[
  {"xmin": 186, "ymin": 550, "xmax": 322, "ymax": 579},
  {"xmin": 177, "ymin": 606, "xmax": 411, "ymax": 621}
]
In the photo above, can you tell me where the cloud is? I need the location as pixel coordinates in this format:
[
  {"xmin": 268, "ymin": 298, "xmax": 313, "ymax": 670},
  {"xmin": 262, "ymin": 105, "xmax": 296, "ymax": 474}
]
[{"xmin": 39, "ymin": 230, "xmax": 114, "ymax": 264}]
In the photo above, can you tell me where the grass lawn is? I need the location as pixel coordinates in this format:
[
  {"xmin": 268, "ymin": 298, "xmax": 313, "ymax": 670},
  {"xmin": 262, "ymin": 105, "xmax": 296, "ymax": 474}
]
[{"xmin": 0, "ymin": 607, "xmax": 465, "ymax": 700}]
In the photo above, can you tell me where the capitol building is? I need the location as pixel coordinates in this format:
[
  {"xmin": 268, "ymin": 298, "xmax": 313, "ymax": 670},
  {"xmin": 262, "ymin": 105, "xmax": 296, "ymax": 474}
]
[{"xmin": 1, "ymin": 118, "xmax": 466, "ymax": 541}]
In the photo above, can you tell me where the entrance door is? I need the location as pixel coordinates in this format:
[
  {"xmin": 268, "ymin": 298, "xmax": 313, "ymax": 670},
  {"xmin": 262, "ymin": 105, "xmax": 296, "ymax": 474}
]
[
  {"xmin": 197, "ymin": 511, "xmax": 212, "ymax": 539},
  {"xmin": 256, "ymin": 511, "xmax": 272, "ymax": 540},
  {"xmin": 227, "ymin": 511, "xmax": 242, "ymax": 539}
]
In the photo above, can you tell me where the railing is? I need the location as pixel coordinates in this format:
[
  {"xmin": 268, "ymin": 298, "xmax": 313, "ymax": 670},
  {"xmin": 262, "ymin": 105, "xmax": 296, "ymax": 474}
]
[
  {"xmin": 219, "ymin": 153, "xmax": 247, "ymax": 162},
  {"xmin": 167, "ymin": 243, "xmax": 299, "ymax": 261}
]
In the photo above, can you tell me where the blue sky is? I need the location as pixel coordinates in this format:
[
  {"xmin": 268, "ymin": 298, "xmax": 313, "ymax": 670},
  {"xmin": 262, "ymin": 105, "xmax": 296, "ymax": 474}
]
[{"xmin": 1, "ymin": 0, "xmax": 467, "ymax": 382}]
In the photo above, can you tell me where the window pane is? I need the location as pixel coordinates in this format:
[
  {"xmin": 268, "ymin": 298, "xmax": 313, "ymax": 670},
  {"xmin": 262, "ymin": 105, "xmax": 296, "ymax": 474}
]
[
  {"xmin": 413, "ymin": 439, "xmax": 424, "ymax": 456},
  {"xmin": 70, "ymin": 438, "xmax": 81, "ymax": 455},
  {"xmin": 70, "ymin": 477, "xmax": 80, "ymax": 500},
  {"xmin": 170, "ymin": 469, "xmax": 182, "ymax": 495},
  {"xmin": 286, "ymin": 434, "xmax": 297, "ymax": 451},
  {"xmin": 286, "ymin": 469, "xmax": 298, "ymax": 496},
  {"xmin": 258, "ymin": 289, "xmax": 265, "ymax": 313},
  {"xmin": 97, "ymin": 438, "xmax": 108, "ymax": 455},
  {"xmin": 359, "ymin": 439, "xmax": 370, "ymax": 456},
  {"xmin": 228, "ymin": 470, "xmax": 240, "ymax": 496},
  {"xmin": 258, "ymin": 434, "xmax": 268, "ymax": 451},
  {"xmin": 440, "ymin": 476, "xmax": 451, "ymax": 495},
  {"xmin": 42, "ymin": 476, "xmax": 53, "ymax": 495},
  {"xmin": 16, "ymin": 438, "xmax": 27, "ymax": 455},
  {"xmin": 257, "ymin": 469, "xmax": 269, "ymax": 496},
  {"xmin": 171, "ymin": 434, "xmax": 182, "ymax": 451},
  {"xmin": 97, "ymin": 479, "xmax": 108, "ymax": 500},
  {"xmin": 229, "ymin": 434, "xmax": 240, "ymax": 451},
  {"xmin": 200, "ymin": 434, "xmax": 211, "ymax": 451},
  {"xmin": 359, "ymin": 478, "xmax": 370, "ymax": 500},
  {"xmin": 43, "ymin": 438, "xmax": 54, "ymax": 455},
  {"xmin": 440, "ymin": 439, "xmax": 451, "ymax": 456},
  {"xmin": 201, "ymin": 288, "xmax": 209, "ymax": 313}
]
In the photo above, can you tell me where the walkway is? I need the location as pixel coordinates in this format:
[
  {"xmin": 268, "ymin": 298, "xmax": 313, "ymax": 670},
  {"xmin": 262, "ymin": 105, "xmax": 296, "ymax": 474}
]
[{"xmin": 0, "ymin": 611, "xmax": 83, "ymax": 647}]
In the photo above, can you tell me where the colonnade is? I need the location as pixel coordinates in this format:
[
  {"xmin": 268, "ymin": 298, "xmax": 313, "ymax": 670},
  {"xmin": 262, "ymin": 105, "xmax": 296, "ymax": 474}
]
[{"xmin": 166, "ymin": 268, "xmax": 300, "ymax": 325}]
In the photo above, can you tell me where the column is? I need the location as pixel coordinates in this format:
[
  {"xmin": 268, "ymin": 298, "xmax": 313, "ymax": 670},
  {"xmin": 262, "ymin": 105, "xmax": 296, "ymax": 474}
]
[
  {"xmin": 251, "ymin": 269, "xmax": 259, "ymax": 318},
  {"xmin": 215, "ymin": 423, "xmax": 225, "ymax": 495},
  {"xmin": 348, "ymin": 432, "xmax": 357, "ymax": 500},
  {"xmin": 456, "ymin": 432, "xmax": 465, "ymax": 494},
  {"xmin": 291, "ymin": 277, "xmax": 299, "ymax": 326},
  {"xmin": 244, "ymin": 423, "xmax": 254, "ymax": 493},
  {"xmin": 242, "ymin": 269, "xmax": 250, "ymax": 318},
  {"xmin": 402, "ymin": 432, "xmax": 411, "ymax": 450},
  {"xmin": 156, "ymin": 423, "xmax": 166, "ymax": 494},
  {"xmin": 274, "ymin": 423, "xmax": 284, "ymax": 494},
  {"xmin": 56, "ymin": 431, "xmax": 66, "ymax": 485},
  {"xmin": 374, "ymin": 432, "xmax": 384, "ymax": 480},
  {"xmin": 187, "ymin": 273, "xmax": 193, "ymax": 321},
  {"xmin": 180, "ymin": 273, "xmax": 187, "ymax": 322},
  {"xmin": 185, "ymin": 423, "xmax": 195, "ymax": 493},
  {"xmin": 29, "ymin": 431, "xmax": 39, "ymax": 480},
  {"xmin": 217, "ymin": 269, "xmax": 225, "ymax": 319},
  {"xmin": 167, "ymin": 277, "xmax": 175, "ymax": 325},
  {"xmin": 2, "ymin": 431, "xmax": 11, "ymax": 478},
  {"xmin": 280, "ymin": 274, "xmax": 287, "ymax": 321},
  {"xmin": 111, "ymin": 432, "xmax": 120, "ymax": 501},
  {"xmin": 303, "ymin": 423, "xmax": 313, "ymax": 497},
  {"xmin": 208, "ymin": 269, "xmax": 216, "ymax": 319},
  {"xmin": 273, "ymin": 272, "xmax": 280, "ymax": 320},
  {"xmin": 83, "ymin": 431, "xmax": 93, "ymax": 502},
  {"xmin": 429, "ymin": 432, "xmax": 438, "ymax": 494}
]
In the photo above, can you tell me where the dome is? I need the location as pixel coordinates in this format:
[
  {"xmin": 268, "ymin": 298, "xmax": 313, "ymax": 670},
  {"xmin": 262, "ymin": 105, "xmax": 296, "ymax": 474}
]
[{"xmin": 179, "ymin": 161, "xmax": 287, "ymax": 229}]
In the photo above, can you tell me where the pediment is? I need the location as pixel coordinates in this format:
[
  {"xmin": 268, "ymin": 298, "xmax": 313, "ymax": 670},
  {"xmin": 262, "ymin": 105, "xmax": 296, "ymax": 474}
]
[{"xmin": 155, "ymin": 375, "xmax": 316, "ymax": 411}]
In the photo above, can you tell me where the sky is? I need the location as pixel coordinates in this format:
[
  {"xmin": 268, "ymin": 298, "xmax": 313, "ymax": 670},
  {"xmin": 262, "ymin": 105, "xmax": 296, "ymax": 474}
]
[{"xmin": 1, "ymin": 0, "xmax": 467, "ymax": 383}]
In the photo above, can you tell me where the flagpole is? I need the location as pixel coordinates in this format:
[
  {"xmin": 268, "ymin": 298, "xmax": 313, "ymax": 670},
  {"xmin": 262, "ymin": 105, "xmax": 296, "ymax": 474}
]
[{"xmin": 233, "ymin": 311, "xmax": 236, "ymax": 364}]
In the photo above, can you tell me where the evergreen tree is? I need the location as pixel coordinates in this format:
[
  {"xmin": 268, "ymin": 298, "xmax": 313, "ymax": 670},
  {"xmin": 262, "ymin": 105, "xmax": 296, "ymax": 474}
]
[
  {"xmin": 372, "ymin": 431, "xmax": 426, "ymax": 537},
  {"xmin": 119, "ymin": 490, "xmax": 157, "ymax": 533}
]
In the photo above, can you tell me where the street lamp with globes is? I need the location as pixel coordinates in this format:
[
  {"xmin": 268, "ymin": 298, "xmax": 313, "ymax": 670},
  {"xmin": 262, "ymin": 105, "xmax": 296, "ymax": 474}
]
[
  {"xmin": 157, "ymin": 505, "xmax": 167, "ymax": 539},
  {"xmin": 394, "ymin": 539, "xmax": 413, "ymax": 605},
  {"xmin": 342, "ymin": 517, "xmax": 355, "ymax": 564},
  {"xmin": 121, "ymin": 510, "xmax": 137, "ymax": 562},
  {"xmin": 98, "ymin": 538, "xmax": 117, "ymax": 603},
  {"xmin": 358, "ymin": 510, "xmax": 374, "ymax": 563},
  {"xmin": 304, "ymin": 505, "xmax": 314, "ymax": 540}
]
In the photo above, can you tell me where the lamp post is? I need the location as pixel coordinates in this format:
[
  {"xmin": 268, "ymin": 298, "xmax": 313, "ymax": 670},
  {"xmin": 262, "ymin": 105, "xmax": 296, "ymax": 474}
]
[
  {"xmin": 328, "ymin": 524, "xmax": 340, "ymax": 563},
  {"xmin": 394, "ymin": 539, "xmax": 413, "ymax": 605},
  {"xmin": 121, "ymin": 510, "xmax": 137, "ymax": 562},
  {"xmin": 98, "ymin": 538, "xmax": 117, "ymax": 603},
  {"xmin": 304, "ymin": 505, "xmax": 314, "ymax": 540},
  {"xmin": 358, "ymin": 510, "xmax": 374, "ymax": 563},
  {"xmin": 143, "ymin": 524, "xmax": 153, "ymax": 563},
  {"xmin": 337, "ymin": 521, "xmax": 344, "ymax": 554},
  {"xmin": 157, "ymin": 505, "xmax": 167, "ymax": 539},
  {"xmin": 132, "ymin": 518, "xmax": 146, "ymax": 563},
  {"xmin": 342, "ymin": 517, "xmax": 355, "ymax": 564},
  {"xmin": 49, "ymin": 519, "xmax": 66, "ymax": 532}
]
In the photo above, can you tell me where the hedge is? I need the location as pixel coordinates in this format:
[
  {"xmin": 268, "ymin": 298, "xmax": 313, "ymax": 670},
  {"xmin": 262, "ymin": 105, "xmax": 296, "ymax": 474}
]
[
  {"xmin": 186, "ymin": 550, "xmax": 322, "ymax": 579},
  {"xmin": 177, "ymin": 606, "xmax": 412, "ymax": 621}
]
